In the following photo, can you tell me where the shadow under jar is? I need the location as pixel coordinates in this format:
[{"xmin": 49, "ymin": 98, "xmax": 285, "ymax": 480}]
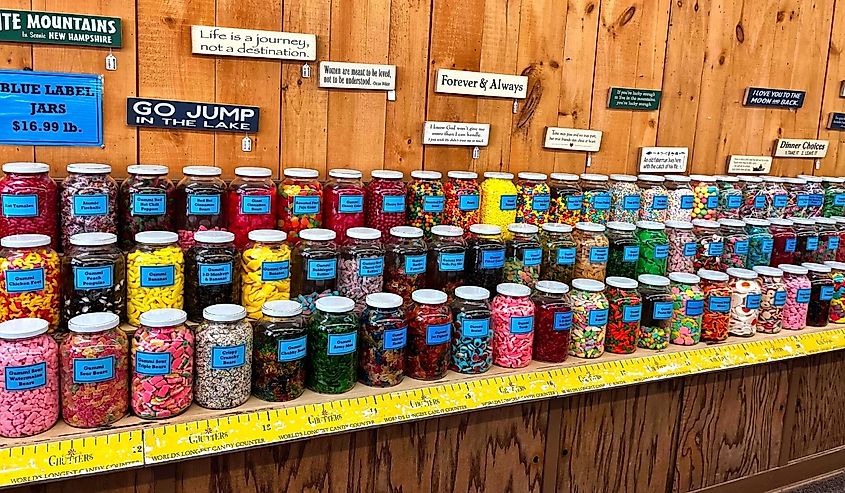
[{"xmin": 185, "ymin": 230, "xmax": 239, "ymax": 322}]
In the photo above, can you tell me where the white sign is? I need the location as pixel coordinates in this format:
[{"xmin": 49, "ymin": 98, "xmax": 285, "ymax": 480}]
[
  {"xmin": 727, "ymin": 155, "xmax": 773, "ymax": 174},
  {"xmin": 434, "ymin": 69, "xmax": 528, "ymax": 99},
  {"xmin": 773, "ymin": 139, "xmax": 829, "ymax": 158},
  {"xmin": 318, "ymin": 61, "xmax": 396, "ymax": 90},
  {"xmin": 191, "ymin": 25, "xmax": 316, "ymax": 61},
  {"xmin": 638, "ymin": 147, "xmax": 689, "ymax": 173},
  {"xmin": 543, "ymin": 127, "xmax": 602, "ymax": 152},
  {"xmin": 423, "ymin": 121, "xmax": 490, "ymax": 146}
]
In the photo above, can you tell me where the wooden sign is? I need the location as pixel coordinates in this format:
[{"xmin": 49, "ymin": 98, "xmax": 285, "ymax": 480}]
[
  {"xmin": 434, "ymin": 69, "xmax": 527, "ymax": 99},
  {"xmin": 126, "ymin": 97, "xmax": 259, "ymax": 132},
  {"xmin": 543, "ymin": 127, "xmax": 602, "ymax": 152},
  {"xmin": 727, "ymin": 155, "xmax": 773, "ymax": 174},
  {"xmin": 828, "ymin": 112, "xmax": 845, "ymax": 131},
  {"xmin": 191, "ymin": 25, "xmax": 316, "ymax": 61},
  {"xmin": 743, "ymin": 87, "xmax": 805, "ymax": 109},
  {"xmin": 318, "ymin": 62, "xmax": 396, "ymax": 90},
  {"xmin": 773, "ymin": 139, "xmax": 829, "ymax": 158},
  {"xmin": 638, "ymin": 147, "xmax": 688, "ymax": 173},
  {"xmin": 422, "ymin": 121, "xmax": 490, "ymax": 146},
  {"xmin": 607, "ymin": 87, "xmax": 661, "ymax": 110},
  {"xmin": 0, "ymin": 9, "xmax": 121, "ymax": 48}
]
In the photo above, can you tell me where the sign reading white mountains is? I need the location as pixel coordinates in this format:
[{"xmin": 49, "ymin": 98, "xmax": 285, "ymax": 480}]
[{"xmin": 434, "ymin": 69, "xmax": 528, "ymax": 99}]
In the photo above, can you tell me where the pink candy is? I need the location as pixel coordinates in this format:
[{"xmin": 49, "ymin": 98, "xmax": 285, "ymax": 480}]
[
  {"xmin": 491, "ymin": 285, "xmax": 535, "ymax": 368},
  {"xmin": 0, "ymin": 332, "xmax": 59, "ymax": 437},
  {"xmin": 782, "ymin": 270, "xmax": 811, "ymax": 330}
]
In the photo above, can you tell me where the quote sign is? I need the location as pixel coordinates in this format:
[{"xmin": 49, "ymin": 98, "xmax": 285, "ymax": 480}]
[
  {"xmin": 423, "ymin": 121, "xmax": 490, "ymax": 146},
  {"xmin": 318, "ymin": 62, "xmax": 396, "ymax": 90},
  {"xmin": 191, "ymin": 25, "xmax": 316, "ymax": 61},
  {"xmin": 0, "ymin": 70, "xmax": 102, "ymax": 146},
  {"xmin": 434, "ymin": 69, "xmax": 527, "ymax": 99},
  {"xmin": 0, "ymin": 9, "xmax": 121, "ymax": 48},
  {"xmin": 828, "ymin": 112, "xmax": 845, "ymax": 131},
  {"xmin": 743, "ymin": 87, "xmax": 805, "ymax": 109},
  {"xmin": 126, "ymin": 98, "xmax": 259, "ymax": 133},
  {"xmin": 543, "ymin": 127, "xmax": 602, "ymax": 152},
  {"xmin": 773, "ymin": 138, "xmax": 828, "ymax": 158},
  {"xmin": 727, "ymin": 155, "xmax": 773, "ymax": 174},
  {"xmin": 607, "ymin": 88, "xmax": 661, "ymax": 110},
  {"xmin": 638, "ymin": 147, "xmax": 689, "ymax": 173}
]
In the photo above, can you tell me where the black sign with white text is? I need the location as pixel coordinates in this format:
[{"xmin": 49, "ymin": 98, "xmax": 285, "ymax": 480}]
[
  {"xmin": 126, "ymin": 97, "xmax": 259, "ymax": 132},
  {"xmin": 743, "ymin": 87, "xmax": 805, "ymax": 109}
]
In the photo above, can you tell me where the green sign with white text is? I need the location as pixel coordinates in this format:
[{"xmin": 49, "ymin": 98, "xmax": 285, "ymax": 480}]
[
  {"xmin": 607, "ymin": 87, "xmax": 661, "ymax": 111},
  {"xmin": 0, "ymin": 10, "xmax": 121, "ymax": 48}
]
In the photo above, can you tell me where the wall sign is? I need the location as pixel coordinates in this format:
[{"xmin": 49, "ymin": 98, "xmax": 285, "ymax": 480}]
[
  {"xmin": 773, "ymin": 138, "xmax": 829, "ymax": 158},
  {"xmin": 0, "ymin": 70, "xmax": 102, "ymax": 146},
  {"xmin": 423, "ymin": 121, "xmax": 490, "ymax": 146},
  {"xmin": 607, "ymin": 87, "xmax": 661, "ymax": 110},
  {"xmin": 828, "ymin": 112, "xmax": 845, "ymax": 131},
  {"xmin": 743, "ymin": 87, "xmax": 805, "ymax": 109},
  {"xmin": 727, "ymin": 155, "xmax": 773, "ymax": 174},
  {"xmin": 318, "ymin": 61, "xmax": 396, "ymax": 90},
  {"xmin": 543, "ymin": 127, "xmax": 602, "ymax": 152},
  {"xmin": 126, "ymin": 98, "xmax": 259, "ymax": 132},
  {"xmin": 0, "ymin": 9, "xmax": 121, "ymax": 48},
  {"xmin": 191, "ymin": 25, "xmax": 316, "ymax": 61},
  {"xmin": 434, "ymin": 69, "xmax": 527, "ymax": 99},
  {"xmin": 638, "ymin": 147, "xmax": 688, "ymax": 173}
]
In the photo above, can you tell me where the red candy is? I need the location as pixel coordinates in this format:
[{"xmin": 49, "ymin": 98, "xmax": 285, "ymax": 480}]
[
  {"xmin": 406, "ymin": 289, "xmax": 452, "ymax": 380},
  {"xmin": 323, "ymin": 169, "xmax": 366, "ymax": 241},
  {"xmin": 226, "ymin": 167, "xmax": 277, "ymax": 249},
  {"xmin": 531, "ymin": 281, "xmax": 571, "ymax": 363},
  {"xmin": 366, "ymin": 170, "xmax": 407, "ymax": 238},
  {"xmin": 0, "ymin": 163, "xmax": 58, "ymax": 250},
  {"xmin": 443, "ymin": 171, "xmax": 480, "ymax": 235}
]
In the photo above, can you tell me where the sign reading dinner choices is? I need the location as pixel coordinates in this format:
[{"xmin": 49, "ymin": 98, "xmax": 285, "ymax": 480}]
[
  {"xmin": 434, "ymin": 69, "xmax": 528, "ymax": 99},
  {"xmin": 191, "ymin": 25, "xmax": 316, "ymax": 61},
  {"xmin": 773, "ymin": 139, "xmax": 829, "ymax": 158}
]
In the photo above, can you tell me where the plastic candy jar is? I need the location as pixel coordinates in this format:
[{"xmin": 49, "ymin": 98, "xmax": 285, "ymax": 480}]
[
  {"xmin": 573, "ymin": 222, "xmax": 609, "ymax": 281},
  {"xmin": 770, "ymin": 218, "xmax": 797, "ymax": 266},
  {"xmin": 479, "ymin": 172, "xmax": 518, "ymax": 231},
  {"xmin": 815, "ymin": 217, "xmax": 839, "ymax": 262},
  {"xmin": 762, "ymin": 176, "xmax": 789, "ymax": 218},
  {"xmin": 359, "ymin": 293, "xmax": 406, "ymax": 387},
  {"xmin": 636, "ymin": 274, "xmax": 673, "ymax": 349},
  {"xmin": 253, "ymin": 300, "xmax": 306, "ymax": 402},
  {"xmin": 323, "ymin": 169, "xmax": 365, "ymax": 241},
  {"xmin": 62, "ymin": 232, "xmax": 126, "ymax": 322},
  {"xmin": 0, "ymin": 162, "xmax": 58, "ymax": 249},
  {"xmin": 240, "ymin": 230, "xmax": 291, "ymax": 320},
  {"xmin": 716, "ymin": 175, "xmax": 742, "ymax": 219},
  {"xmin": 443, "ymin": 171, "xmax": 480, "ymax": 233},
  {"xmin": 666, "ymin": 220, "xmax": 697, "ymax": 273},
  {"xmin": 825, "ymin": 261, "xmax": 845, "ymax": 323},
  {"xmin": 407, "ymin": 289, "xmax": 452, "ymax": 380},
  {"xmin": 291, "ymin": 228, "xmax": 339, "ymax": 315},
  {"xmin": 338, "ymin": 227, "xmax": 385, "ymax": 314},
  {"xmin": 665, "ymin": 175, "xmax": 694, "ymax": 222},
  {"xmin": 384, "ymin": 226, "xmax": 427, "ymax": 303},
  {"xmin": 822, "ymin": 176, "xmax": 845, "ymax": 217},
  {"xmin": 531, "ymin": 281, "xmax": 571, "ymax": 363},
  {"xmin": 668, "ymin": 272, "xmax": 704, "ymax": 346},
  {"xmin": 307, "ymin": 296, "xmax": 357, "ymax": 393},
  {"xmin": 548, "ymin": 173, "xmax": 582, "ymax": 226},
  {"xmin": 61, "ymin": 312, "xmax": 128, "ymax": 428},
  {"xmin": 173, "ymin": 166, "xmax": 227, "ymax": 249},
  {"xmin": 226, "ymin": 167, "xmax": 277, "ymax": 249},
  {"xmin": 194, "ymin": 304, "xmax": 252, "ymax": 408},
  {"xmin": 185, "ymin": 230, "xmax": 238, "ymax": 322},
  {"xmin": 692, "ymin": 219, "xmax": 724, "ymax": 271},
  {"xmin": 0, "ymin": 234, "xmax": 60, "ymax": 332},
  {"xmin": 0, "ymin": 318, "xmax": 58, "ymax": 437},
  {"xmin": 604, "ymin": 276, "xmax": 641, "ymax": 354},
  {"xmin": 726, "ymin": 268, "xmax": 761, "ymax": 337},
  {"xmin": 540, "ymin": 222, "xmax": 577, "ymax": 285},
  {"xmin": 580, "ymin": 173, "xmax": 611, "ymax": 224},
  {"xmin": 635, "ymin": 220, "xmax": 668, "ymax": 276},
  {"xmin": 784, "ymin": 178, "xmax": 809, "ymax": 218},
  {"xmin": 465, "ymin": 224, "xmax": 505, "ymax": 293},
  {"xmin": 606, "ymin": 222, "xmax": 638, "ymax": 279},
  {"xmin": 752, "ymin": 266, "xmax": 787, "ymax": 334},
  {"xmin": 278, "ymin": 168, "xmax": 322, "ymax": 244},
  {"xmin": 118, "ymin": 165, "xmax": 174, "ymax": 250},
  {"xmin": 791, "ymin": 217, "xmax": 819, "ymax": 264},
  {"xmin": 690, "ymin": 175, "xmax": 718, "ymax": 220},
  {"xmin": 568, "ymin": 278, "xmax": 608, "ymax": 358},
  {"xmin": 491, "ymin": 283, "xmax": 534, "ymax": 368},
  {"xmin": 365, "ymin": 170, "xmax": 407, "ymax": 237},
  {"xmin": 779, "ymin": 264, "xmax": 811, "ymax": 330},
  {"xmin": 126, "ymin": 231, "xmax": 185, "ymax": 326},
  {"xmin": 131, "ymin": 308, "xmax": 193, "ymax": 419},
  {"xmin": 798, "ymin": 175, "xmax": 825, "ymax": 217},
  {"xmin": 516, "ymin": 172, "xmax": 551, "ymax": 225},
  {"xmin": 745, "ymin": 218, "xmax": 774, "ymax": 269},
  {"xmin": 719, "ymin": 219, "xmax": 749, "ymax": 269},
  {"xmin": 698, "ymin": 269, "xmax": 731, "ymax": 342},
  {"xmin": 503, "ymin": 223, "xmax": 542, "ymax": 287},
  {"xmin": 426, "ymin": 225, "xmax": 466, "ymax": 296},
  {"xmin": 408, "ymin": 170, "xmax": 445, "ymax": 237},
  {"xmin": 608, "ymin": 174, "xmax": 640, "ymax": 223},
  {"xmin": 637, "ymin": 175, "xmax": 669, "ymax": 222},
  {"xmin": 834, "ymin": 216, "xmax": 845, "ymax": 262},
  {"xmin": 803, "ymin": 262, "xmax": 834, "ymax": 327},
  {"xmin": 61, "ymin": 163, "xmax": 118, "ymax": 251},
  {"xmin": 738, "ymin": 175, "xmax": 767, "ymax": 219},
  {"xmin": 450, "ymin": 286, "xmax": 492, "ymax": 373}
]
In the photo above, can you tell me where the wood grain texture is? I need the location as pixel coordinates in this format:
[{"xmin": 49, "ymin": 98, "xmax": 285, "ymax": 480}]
[
  {"xmin": 0, "ymin": 0, "xmax": 35, "ymax": 164},
  {"xmin": 788, "ymin": 351, "xmax": 845, "ymax": 461},
  {"xmin": 817, "ymin": 3, "xmax": 845, "ymax": 177}
]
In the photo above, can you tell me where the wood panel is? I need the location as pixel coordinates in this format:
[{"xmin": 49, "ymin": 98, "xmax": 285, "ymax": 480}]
[
  {"xmin": 788, "ymin": 351, "xmax": 845, "ymax": 461},
  {"xmin": 0, "ymin": 0, "xmax": 34, "ymax": 164},
  {"xmin": 817, "ymin": 3, "xmax": 845, "ymax": 178}
]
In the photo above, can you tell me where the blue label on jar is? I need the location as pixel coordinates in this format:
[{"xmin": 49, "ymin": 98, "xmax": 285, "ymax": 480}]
[
  {"xmin": 726, "ymin": 195, "xmax": 742, "ymax": 209},
  {"xmin": 683, "ymin": 242, "xmax": 697, "ymax": 257},
  {"xmin": 382, "ymin": 195, "xmax": 405, "ymax": 213},
  {"xmin": 481, "ymin": 249, "xmax": 506, "ymax": 269},
  {"xmin": 831, "ymin": 237, "xmax": 841, "ymax": 251},
  {"xmin": 73, "ymin": 265, "xmax": 113, "ymax": 290},
  {"xmin": 338, "ymin": 195, "xmax": 364, "ymax": 213},
  {"xmin": 211, "ymin": 345, "xmax": 246, "ymax": 369},
  {"xmin": 139, "ymin": 265, "xmax": 175, "ymax": 288},
  {"xmin": 532, "ymin": 195, "xmax": 551, "ymax": 211},
  {"xmin": 821, "ymin": 285, "xmax": 835, "ymax": 301},
  {"xmin": 653, "ymin": 301, "xmax": 673, "ymax": 320},
  {"xmin": 623, "ymin": 245, "xmax": 640, "ymax": 262},
  {"xmin": 307, "ymin": 258, "xmax": 337, "ymax": 281},
  {"xmin": 554, "ymin": 312, "xmax": 573, "ymax": 331},
  {"xmin": 797, "ymin": 194, "xmax": 810, "ymax": 208},
  {"xmin": 523, "ymin": 248, "xmax": 542, "ymax": 267},
  {"xmin": 72, "ymin": 194, "xmax": 108, "ymax": 216},
  {"xmin": 510, "ymin": 315, "xmax": 534, "ymax": 334},
  {"xmin": 2, "ymin": 194, "xmax": 37, "ymax": 217},
  {"xmin": 806, "ymin": 236, "xmax": 819, "ymax": 252},
  {"xmin": 588, "ymin": 308, "xmax": 609, "ymax": 326},
  {"xmin": 135, "ymin": 351, "xmax": 171, "ymax": 376},
  {"xmin": 241, "ymin": 196, "xmax": 271, "ymax": 215},
  {"xmin": 438, "ymin": 252, "xmax": 465, "ymax": 272},
  {"xmin": 426, "ymin": 323, "xmax": 451, "ymax": 345},
  {"xmin": 774, "ymin": 290, "xmax": 787, "ymax": 307},
  {"xmin": 462, "ymin": 318, "xmax": 490, "ymax": 338},
  {"xmin": 734, "ymin": 240, "xmax": 749, "ymax": 255},
  {"xmin": 654, "ymin": 245, "xmax": 669, "ymax": 259},
  {"xmin": 5, "ymin": 268, "xmax": 44, "ymax": 293},
  {"xmin": 188, "ymin": 194, "xmax": 221, "ymax": 215},
  {"xmin": 589, "ymin": 246, "xmax": 609, "ymax": 263},
  {"xmin": 292, "ymin": 195, "xmax": 321, "ymax": 215},
  {"xmin": 754, "ymin": 195, "xmax": 767, "ymax": 209},
  {"xmin": 681, "ymin": 195, "xmax": 695, "ymax": 210},
  {"xmin": 556, "ymin": 248, "xmax": 576, "ymax": 265},
  {"xmin": 359, "ymin": 257, "xmax": 385, "ymax": 277},
  {"xmin": 404, "ymin": 254, "xmax": 427, "ymax": 275},
  {"xmin": 132, "ymin": 193, "xmax": 166, "ymax": 216},
  {"xmin": 592, "ymin": 193, "xmax": 611, "ymax": 210},
  {"xmin": 622, "ymin": 305, "xmax": 641, "ymax": 323},
  {"xmin": 836, "ymin": 194, "xmax": 845, "ymax": 207},
  {"xmin": 383, "ymin": 327, "xmax": 408, "ymax": 350},
  {"xmin": 500, "ymin": 195, "xmax": 517, "ymax": 211},
  {"xmin": 774, "ymin": 194, "xmax": 788, "ymax": 208},
  {"xmin": 566, "ymin": 195, "xmax": 583, "ymax": 210},
  {"xmin": 623, "ymin": 195, "xmax": 641, "ymax": 211},
  {"xmin": 761, "ymin": 238, "xmax": 774, "ymax": 254},
  {"xmin": 73, "ymin": 356, "xmax": 114, "ymax": 384},
  {"xmin": 686, "ymin": 299, "xmax": 704, "ymax": 317},
  {"xmin": 4, "ymin": 362, "xmax": 46, "ymax": 391},
  {"xmin": 797, "ymin": 288, "xmax": 811, "ymax": 304},
  {"xmin": 706, "ymin": 195, "xmax": 719, "ymax": 209},
  {"xmin": 199, "ymin": 262, "xmax": 232, "ymax": 286},
  {"xmin": 261, "ymin": 260, "xmax": 290, "ymax": 281},
  {"xmin": 745, "ymin": 293, "xmax": 761, "ymax": 310},
  {"xmin": 459, "ymin": 194, "xmax": 480, "ymax": 211},
  {"xmin": 709, "ymin": 296, "xmax": 731, "ymax": 313},
  {"xmin": 423, "ymin": 195, "xmax": 445, "ymax": 213},
  {"xmin": 652, "ymin": 195, "xmax": 668, "ymax": 210},
  {"xmin": 811, "ymin": 194, "xmax": 824, "ymax": 207},
  {"xmin": 327, "ymin": 333, "xmax": 357, "ymax": 355},
  {"xmin": 707, "ymin": 242, "xmax": 724, "ymax": 257},
  {"xmin": 278, "ymin": 336, "xmax": 307, "ymax": 362},
  {"xmin": 785, "ymin": 238, "xmax": 797, "ymax": 252}
]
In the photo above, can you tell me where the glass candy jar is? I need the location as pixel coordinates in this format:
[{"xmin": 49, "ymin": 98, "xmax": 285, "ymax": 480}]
[
  {"xmin": 664, "ymin": 175, "xmax": 694, "ymax": 222},
  {"xmin": 666, "ymin": 220, "xmax": 697, "ymax": 273},
  {"xmin": 290, "ymin": 228, "xmax": 338, "ymax": 316},
  {"xmin": 715, "ymin": 175, "xmax": 742, "ymax": 219},
  {"xmin": 719, "ymin": 219, "xmax": 749, "ymax": 269},
  {"xmin": 0, "ymin": 234, "xmax": 60, "ymax": 332},
  {"xmin": 226, "ymin": 166, "xmax": 277, "ymax": 249},
  {"xmin": 185, "ymin": 231, "xmax": 238, "ymax": 322},
  {"xmin": 606, "ymin": 222, "xmax": 638, "ymax": 279},
  {"xmin": 515, "ymin": 172, "xmax": 551, "ymax": 225},
  {"xmin": 384, "ymin": 226, "xmax": 427, "ymax": 303},
  {"xmin": 407, "ymin": 170, "xmax": 445, "ymax": 237},
  {"xmin": 118, "ymin": 165, "xmax": 174, "ymax": 250},
  {"xmin": 604, "ymin": 276, "xmax": 641, "ymax": 354},
  {"xmin": 307, "ymin": 296, "xmax": 358, "ymax": 393},
  {"xmin": 725, "ymin": 268, "xmax": 761, "ymax": 337},
  {"xmin": 337, "ymin": 227, "xmax": 385, "ymax": 314},
  {"xmin": 323, "ymin": 169, "xmax": 366, "ymax": 241},
  {"xmin": 480, "ymin": 172, "xmax": 518, "ymax": 231},
  {"xmin": 791, "ymin": 217, "xmax": 819, "ymax": 264},
  {"xmin": 752, "ymin": 266, "xmax": 787, "ymax": 334},
  {"xmin": 548, "ymin": 173, "xmax": 582, "ymax": 226},
  {"xmin": 253, "ymin": 300, "xmax": 306, "ymax": 402},
  {"xmin": 61, "ymin": 163, "xmax": 118, "ymax": 251},
  {"xmin": 426, "ymin": 225, "xmax": 467, "ymax": 296},
  {"xmin": 451, "ymin": 286, "xmax": 493, "ymax": 373},
  {"xmin": 779, "ymin": 264, "xmax": 811, "ymax": 330},
  {"xmin": 668, "ymin": 272, "xmax": 704, "ymax": 346},
  {"xmin": 540, "ymin": 222, "xmax": 577, "ymax": 285},
  {"xmin": 608, "ymin": 174, "xmax": 640, "ymax": 223},
  {"xmin": 635, "ymin": 220, "xmax": 668, "ymax": 277},
  {"xmin": 579, "ymin": 173, "xmax": 611, "ymax": 224},
  {"xmin": 803, "ymin": 262, "xmax": 834, "ymax": 327},
  {"xmin": 194, "ymin": 304, "xmax": 253, "ymax": 409},
  {"xmin": 465, "ymin": 224, "xmax": 506, "ymax": 293},
  {"xmin": 407, "ymin": 289, "xmax": 452, "ymax": 380},
  {"xmin": 636, "ymin": 274, "xmax": 673, "ymax": 350},
  {"xmin": 504, "ymin": 223, "xmax": 542, "ymax": 287},
  {"xmin": 532, "ymin": 281, "xmax": 572, "ymax": 363},
  {"xmin": 365, "ymin": 170, "xmax": 407, "ymax": 237},
  {"xmin": 443, "ymin": 171, "xmax": 480, "ymax": 233},
  {"xmin": 770, "ymin": 218, "xmax": 797, "ymax": 266},
  {"xmin": 692, "ymin": 219, "xmax": 724, "ymax": 271},
  {"xmin": 359, "ymin": 293, "xmax": 406, "ymax": 387},
  {"xmin": 699, "ymin": 269, "xmax": 731, "ymax": 342},
  {"xmin": 569, "ymin": 278, "xmax": 608, "ymax": 358},
  {"xmin": 744, "ymin": 218, "xmax": 774, "ymax": 269},
  {"xmin": 637, "ymin": 175, "xmax": 669, "ymax": 222},
  {"xmin": 240, "ymin": 230, "xmax": 291, "ymax": 320},
  {"xmin": 738, "ymin": 175, "xmax": 767, "ymax": 219},
  {"xmin": 573, "ymin": 222, "xmax": 609, "ymax": 281},
  {"xmin": 491, "ymin": 283, "xmax": 535, "ymax": 368},
  {"xmin": 762, "ymin": 176, "xmax": 789, "ymax": 219},
  {"xmin": 690, "ymin": 175, "xmax": 718, "ymax": 220},
  {"xmin": 0, "ymin": 162, "xmax": 58, "ymax": 249},
  {"xmin": 173, "ymin": 166, "xmax": 226, "ymax": 249},
  {"xmin": 126, "ymin": 231, "xmax": 184, "ymax": 326},
  {"xmin": 62, "ymin": 232, "xmax": 126, "ymax": 322},
  {"xmin": 278, "ymin": 168, "xmax": 322, "ymax": 244}
]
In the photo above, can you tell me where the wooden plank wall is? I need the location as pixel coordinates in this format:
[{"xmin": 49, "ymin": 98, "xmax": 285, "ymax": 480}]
[{"xmin": 2, "ymin": 0, "xmax": 845, "ymax": 179}]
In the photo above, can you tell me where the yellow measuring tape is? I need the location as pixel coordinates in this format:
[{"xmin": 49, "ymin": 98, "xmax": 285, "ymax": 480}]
[{"xmin": 2, "ymin": 328, "xmax": 844, "ymax": 485}]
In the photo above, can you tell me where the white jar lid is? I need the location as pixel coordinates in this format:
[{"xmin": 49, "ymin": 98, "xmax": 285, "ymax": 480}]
[
  {"xmin": 823, "ymin": 177, "xmax": 845, "ymax": 183},
  {"xmin": 347, "ymin": 227, "xmax": 381, "ymax": 240},
  {"xmin": 262, "ymin": 300, "xmax": 303, "ymax": 317},
  {"xmin": 469, "ymin": 224, "xmax": 502, "ymax": 236},
  {"xmin": 575, "ymin": 222, "xmax": 606, "ymax": 233},
  {"xmin": 571, "ymin": 278, "xmax": 605, "ymax": 292},
  {"xmin": 718, "ymin": 219, "xmax": 746, "ymax": 228},
  {"xmin": 802, "ymin": 262, "xmax": 832, "ymax": 274},
  {"xmin": 697, "ymin": 269, "xmax": 729, "ymax": 282},
  {"xmin": 329, "ymin": 169, "xmax": 363, "ymax": 179},
  {"xmin": 496, "ymin": 283, "xmax": 531, "ymax": 297},
  {"xmin": 183, "ymin": 165, "xmax": 222, "ymax": 176},
  {"xmin": 390, "ymin": 226, "xmax": 423, "ymax": 239},
  {"xmin": 235, "ymin": 166, "xmax": 273, "ymax": 178},
  {"xmin": 638, "ymin": 274, "xmax": 670, "ymax": 287},
  {"xmin": 1, "ymin": 234, "xmax": 50, "ymax": 248},
  {"xmin": 127, "ymin": 164, "xmax": 169, "ymax": 176},
  {"xmin": 744, "ymin": 218, "xmax": 771, "ymax": 227},
  {"xmin": 2, "ymin": 162, "xmax": 49, "ymax": 174},
  {"xmin": 249, "ymin": 229, "xmax": 287, "ymax": 242},
  {"xmin": 550, "ymin": 173, "xmax": 579, "ymax": 181},
  {"xmin": 135, "ymin": 231, "xmax": 179, "ymax": 245},
  {"xmin": 665, "ymin": 220, "xmax": 694, "ymax": 230},
  {"xmin": 432, "ymin": 225, "xmax": 464, "ymax": 237},
  {"xmin": 535, "ymin": 280, "xmax": 570, "ymax": 295},
  {"xmin": 738, "ymin": 175, "xmax": 763, "ymax": 183},
  {"xmin": 609, "ymin": 174, "xmax": 637, "ymax": 182},
  {"xmin": 636, "ymin": 220, "xmax": 665, "ymax": 231},
  {"xmin": 454, "ymin": 286, "xmax": 491, "ymax": 301},
  {"xmin": 778, "ymin": 264, "xmax": 809, "ymax": 275},
  {"xmin": 542, "ymin": 222, "xmax": 573, "ymax": 234},
  {"xmin": 726, "ymin": 267, "xmax": 758, "ymax": 280},
  {"xmin": 448, "ymin": 171, "xmax": 478, "ymax": 180},
  {"xmin": 67, "ymin": 163, "xmax": 111, "ymax": 174},
  {"xmin": 833, "ymin": 216, "xmax": 845, "ymax": 224},
  {"xmin": 690, "ymin": 174, "xmax": 715, "ymax": 181},
  {"xmin": 580, "ymin": 173, "xmax": 609, "ymax": 182},
  {"xmin": 283, "ymin": 167, "xmax": 319, "ymax": 179},
  {"xmin": 484, "ymin": 172, "xmax": 514, "ymax": 180},
  {"xmin": 753, "ymin": 266, "xmax": 783, "ymax": 277},
  {"xmin": 692, "ymin": 219, "xmax": 719, "ymax": 229},
  {"xmin": 507, "ymin": 223, "xmax": 539, "ymax": 235},
  {"xmin": 784, "ymin": 177, "xmax": 807, "ymax": 184},
  {"xmin": 664, "ymin": 175, "xmax": 691, "ymax": 183},
  {"xmin": 518, "ymin": 172, "xmax": 547, "ymax": 181},
  {"xmin": 316, "ymin": 296, "xmax": 356, "ymax": 313},
  {"xmin": 299, "ymin": 228, "xmax": 336, "ymax": 242},
  {"xmin": 366, "ymin": 292, "xmax": 403, "ymax": 309},
  {"xmin": 770, "ymin": 218, "xmax": 794, "ymax": 227},
  {"xmin": 798, "ymin": 175, "xmax": 823, "ymax": 183},
  {"xmin": 637, "ymin": 174, "xmax": 665, "ymax": 183},
  {"xmin": 194, "ymin": 230, "xmax": 235, "ymax": 244},
  {"xmin": 763, "ymin": 176, "xmax": 784, "ymax": 183},
  {"xmin": 411, "ymin": 170, "xmax": 442, "ymax": 180},
  {"xmin": 605, "ymin": 276, "xmax": 638, "ymax": 289},
  {"xmin": 815, "ymin": 217, "xmax": 837, "ymax": 226},
  {"xmin": 412, "ymin": 289, "xmax": 447, "ymax": 305},
  {"xmin": 203, "ymin": 304, "xmax": 247, "ymax": 322},
  {"xmin": 68, "ymin": 312, "xmax": 120, "ymax": 333},
  {"xmin": 70, "ymin": 232, "xmax": 117, "ymax": 247},
  {"xmin": 669, "ymin": 272, "xmax": 700, "ymax": 284},
  {"xmin": 140, "ymin": 308, "xmax": 188, "ymax": 327},
  {"xmin": 715, "ymin": 175, "xmax": 739, "ymax": 182},
  {"xmin": 0, "ymin": 318, "xmax": 48, "ymax": 339},
  {"xmin": 607, "ymin": 221, "xmax": 636, "ymax": 232},
  {"xmin": 789, "ymin": 217, "xmax": 815, "ymax": 226},
  {"xmin": 825, "ymin": 261, "xmax": 845, "ymax": 271},
  {"xmin": 371, "ymin": 170, "xmax": 403, "ymax": 180}
]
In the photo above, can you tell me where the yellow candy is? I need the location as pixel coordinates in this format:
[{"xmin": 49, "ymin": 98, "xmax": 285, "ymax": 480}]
[
  {"xmin": 240, "ymin": 242, "xmax": 291, "ymax": 319},
  {"xmin": 0, "ymin": 245, "xmax": 60, "ymax": 332},
  {"xmin": 480, "ymin": 174, "xmax": 518, "ymax": 232},
  {"xmin": 126, "ymin": 245, "xmax": 185, "ymax": 326}
]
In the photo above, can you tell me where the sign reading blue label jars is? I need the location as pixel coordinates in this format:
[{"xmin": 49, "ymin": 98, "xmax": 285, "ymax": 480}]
[
  {"xmin": 132, "ymin": 193, "xmax": 166, "ymax": 216},
  {"xmin": 278, "ymin": 336, "xmax": 307, "ymax": 362},
  {"xmin": 135, "ymin": 352, "xmax": 172, "ymax": 376},
  {"xmin": 1, "ymin": 194, "xmax": 37, "ymax": 217}
]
